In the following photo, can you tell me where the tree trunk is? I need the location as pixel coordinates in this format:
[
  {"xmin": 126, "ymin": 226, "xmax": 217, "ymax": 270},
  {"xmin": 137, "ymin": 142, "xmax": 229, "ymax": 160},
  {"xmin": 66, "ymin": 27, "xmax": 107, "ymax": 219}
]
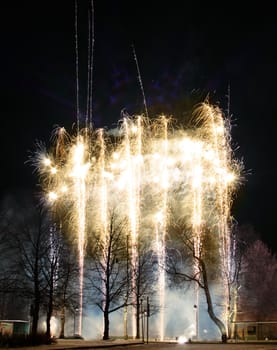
[
  {"xmin": 45, "ymin": 273, "xmax": 54, "ymax": 341},
  {"xmin": 46, "ymin": 303, "xmax": 53, "ymax": 340},
  {"xmin": 46, "ymin": 287, "xmax": 53, "ymax": 340},
  {"xmin": 200, "ymin": 259, "xmax": 227, "ymax": 343},
  {"xmin": 32, "ymin": 259, "xmax": 40, "ymax": 339},
  {"xmin": 59, "ymin": 305, "xmax": 65, "ymax": 338},
  {"xmin": 31, "ymin": 303, "xmax": 39, "ymax": 338},
  {"xmin": 103, "ymin": 309, "xmax": 109, "ymax": 340},
  {"xmin": 32, "ymin": 288, "xmax": 40, "ymax": 341},
  {"xmin": 136, "ymin": 295, "xmax": 140, "ymax": 339}
]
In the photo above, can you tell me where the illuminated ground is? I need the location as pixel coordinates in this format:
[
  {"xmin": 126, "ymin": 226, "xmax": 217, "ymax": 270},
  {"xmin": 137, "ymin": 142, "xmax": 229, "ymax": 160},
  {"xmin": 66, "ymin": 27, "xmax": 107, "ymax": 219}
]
[{"xmin": 7, "ymin": 339, "xmax": 277, "ymax": 350}]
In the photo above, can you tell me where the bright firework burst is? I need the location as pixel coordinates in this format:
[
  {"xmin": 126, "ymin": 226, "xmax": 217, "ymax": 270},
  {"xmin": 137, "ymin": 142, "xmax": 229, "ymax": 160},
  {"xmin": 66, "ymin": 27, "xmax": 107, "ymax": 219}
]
[{"xmin": 34, "ymin": 102, "xmax": 241, "ymax": 339}]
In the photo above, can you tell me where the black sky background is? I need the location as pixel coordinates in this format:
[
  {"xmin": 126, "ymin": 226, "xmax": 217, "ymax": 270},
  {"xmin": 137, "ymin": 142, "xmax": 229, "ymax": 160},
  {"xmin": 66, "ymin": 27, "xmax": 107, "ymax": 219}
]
[{"xmin": 1, "ymin": 2, "xmax": 277, "ymax": 251}]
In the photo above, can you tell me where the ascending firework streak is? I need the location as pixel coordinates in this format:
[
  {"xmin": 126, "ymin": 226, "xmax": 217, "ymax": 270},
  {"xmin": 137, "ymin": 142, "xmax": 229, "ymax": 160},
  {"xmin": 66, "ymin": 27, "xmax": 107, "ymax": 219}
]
[
  {"xmin": 191, "ymin": 104, "xmax": 237, "ymax": 338},
  {"xmin": 68, "ymin": 137, "xmax": 90, "ymax": 335},
  {"xmin": 191, "ymin": 135, "xmax": 203, "ymax": 340},
  {"xmin": 96, "ymin": 129, "xmax": 108, "ymax": 333},
  {"xmin": 35, "ymin": 102, "xmax": 240, "ymax": 339},
  {"xmin": 124, "ymin": 116, "xmax": 143, "ymax": 338},
  {"xmin": 154, "ymin": 116, "xmax": 169, "ymax": 341},
  {"xmin": 208, "ymin": 105, "xmax": 234, "ymax": 335}
]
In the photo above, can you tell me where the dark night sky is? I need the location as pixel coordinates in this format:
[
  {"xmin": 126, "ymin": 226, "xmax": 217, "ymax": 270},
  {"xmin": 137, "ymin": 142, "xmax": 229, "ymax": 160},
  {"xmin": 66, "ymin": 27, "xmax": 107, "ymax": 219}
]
[{"xmin": 1, "ymin": 2, "xmax": 277, "ymax": 251}]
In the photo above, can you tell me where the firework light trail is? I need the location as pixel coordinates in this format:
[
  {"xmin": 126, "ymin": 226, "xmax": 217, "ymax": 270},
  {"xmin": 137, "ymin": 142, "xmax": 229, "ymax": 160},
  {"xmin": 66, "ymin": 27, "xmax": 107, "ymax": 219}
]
[
  {"xmin": 71, "ymin": 139, "xmax": 90, "ymax": 335},
  {"xmin": 196, "ymin": 104, "xmax": 236, "ymax": 336},
  {"xmin": 36, "ymin": 102, "xmax": 240, "ymax": 339}
]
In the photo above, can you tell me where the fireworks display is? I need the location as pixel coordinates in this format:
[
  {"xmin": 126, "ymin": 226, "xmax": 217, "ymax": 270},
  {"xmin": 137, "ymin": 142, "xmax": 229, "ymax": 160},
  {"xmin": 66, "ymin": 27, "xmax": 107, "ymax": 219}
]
[{"xmin": 36, "ymin": 102, "xmax": 241, "ymax": 339}]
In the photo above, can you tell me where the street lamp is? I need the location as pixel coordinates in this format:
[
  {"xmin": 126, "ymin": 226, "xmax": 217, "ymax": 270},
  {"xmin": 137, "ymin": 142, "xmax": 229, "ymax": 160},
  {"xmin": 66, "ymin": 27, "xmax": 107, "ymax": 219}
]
[
  {"xmin": 194, "ymin": 304, "xmax": 198, "ymax": 340},
  {"xmin": 73, "ymin": 308, "xmax": 79, "ymax": 337},
  {"xmin": 141, "ymin": 298, "xmax": 150, "ymax": 343},
  {"xmin": 141, "ymin": 299, "xmax": 144, "ymax": 342},
  {"xmin": 146, "ymin": 297, "xmax": 150, "ymax": 344}
]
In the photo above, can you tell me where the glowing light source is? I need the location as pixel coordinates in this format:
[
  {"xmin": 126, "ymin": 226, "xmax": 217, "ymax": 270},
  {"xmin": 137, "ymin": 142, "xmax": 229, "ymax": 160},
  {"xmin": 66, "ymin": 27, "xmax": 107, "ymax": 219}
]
[
  {"xmin": 44, "ymin": 158, "xmax": 51, "ymax": 166},
  {"xmin": 48, "ymin": 191, "xmax": 58, "ymax": 201},
  {"xmin": 178, "ymin": 336, "xmax": 188, "ymax": 344},
  {"xmin": 50, "ymin": 167, "xmax": 57, "ymax": 174}
]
